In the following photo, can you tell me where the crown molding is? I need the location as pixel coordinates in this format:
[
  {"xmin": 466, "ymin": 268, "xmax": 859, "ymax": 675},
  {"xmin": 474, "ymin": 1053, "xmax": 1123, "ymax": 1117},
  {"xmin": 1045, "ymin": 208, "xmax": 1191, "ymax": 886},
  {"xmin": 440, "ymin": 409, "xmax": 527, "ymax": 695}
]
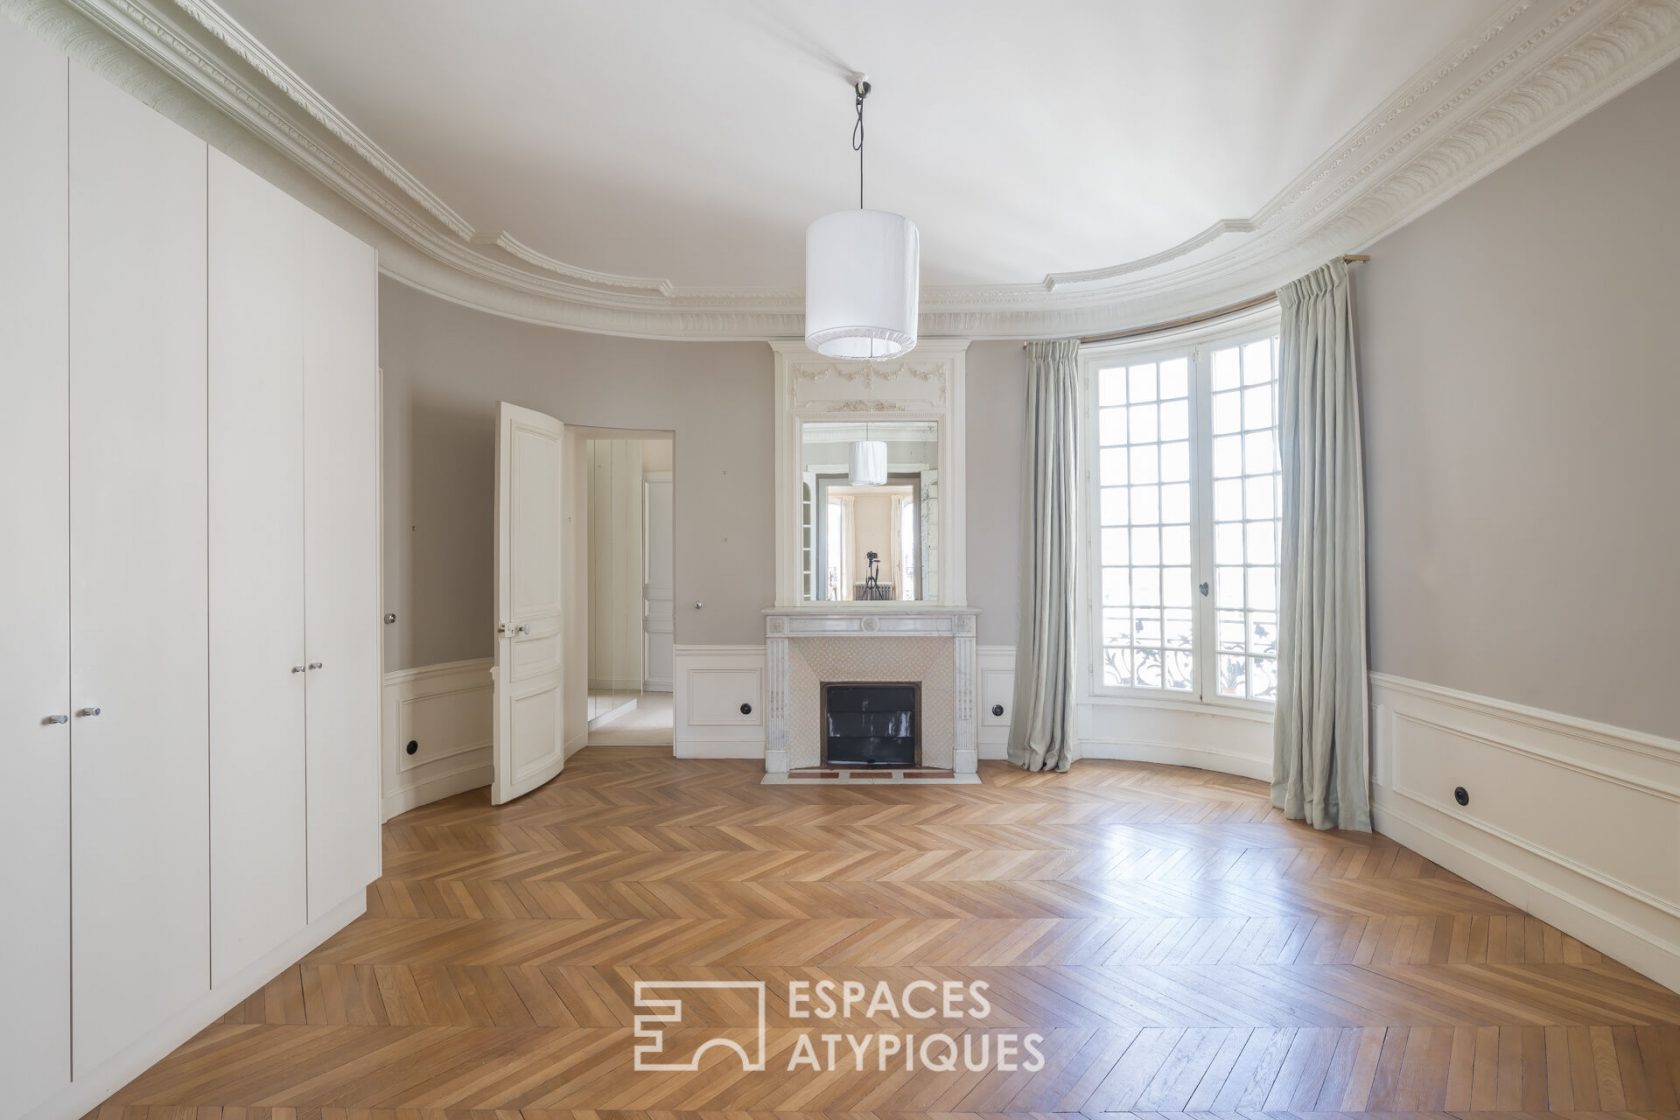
[{"xmin": 10, "ymin": 0, "xmax": 1680, "ymax": 340}]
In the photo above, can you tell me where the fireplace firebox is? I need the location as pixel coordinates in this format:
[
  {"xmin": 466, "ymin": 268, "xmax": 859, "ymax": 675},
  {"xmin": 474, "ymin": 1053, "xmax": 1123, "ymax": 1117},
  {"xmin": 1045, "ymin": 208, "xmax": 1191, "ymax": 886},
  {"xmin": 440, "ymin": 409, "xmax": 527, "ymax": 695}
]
[{"xmin": 821, "ymin": 682, "xmax": 921, "ymax": 767}]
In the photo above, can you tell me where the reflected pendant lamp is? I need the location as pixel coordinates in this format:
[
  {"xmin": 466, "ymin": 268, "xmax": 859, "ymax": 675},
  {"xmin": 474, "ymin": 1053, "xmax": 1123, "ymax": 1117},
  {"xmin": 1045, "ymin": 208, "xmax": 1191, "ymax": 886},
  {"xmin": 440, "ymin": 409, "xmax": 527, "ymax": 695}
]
[
  {"xmin": 805, "ymin": 76, "xmax": 920, "ymax": 361},
  {"xmin": 848, "ymin": 427, "xmax": 887, "ymax": 486}
]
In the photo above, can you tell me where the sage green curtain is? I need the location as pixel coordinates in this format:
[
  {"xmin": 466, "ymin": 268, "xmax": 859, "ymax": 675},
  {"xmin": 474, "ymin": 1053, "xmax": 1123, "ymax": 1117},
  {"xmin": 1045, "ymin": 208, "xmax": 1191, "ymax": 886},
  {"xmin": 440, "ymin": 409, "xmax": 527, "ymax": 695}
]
[
  {"xmin": 1009, "ymin": 339, "xmax": 1080, "ymax": 772},
  {"xmin": 1272, "ymin": 259, "xmax": 1372, "ymax": 831}
]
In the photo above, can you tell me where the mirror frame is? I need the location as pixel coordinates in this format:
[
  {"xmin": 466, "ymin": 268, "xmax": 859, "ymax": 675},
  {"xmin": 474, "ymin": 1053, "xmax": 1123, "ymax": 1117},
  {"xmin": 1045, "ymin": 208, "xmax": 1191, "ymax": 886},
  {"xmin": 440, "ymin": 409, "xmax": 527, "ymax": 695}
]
[{"xmin": 770, "ymin": 339, "xmax": 970, "ymax": 608}]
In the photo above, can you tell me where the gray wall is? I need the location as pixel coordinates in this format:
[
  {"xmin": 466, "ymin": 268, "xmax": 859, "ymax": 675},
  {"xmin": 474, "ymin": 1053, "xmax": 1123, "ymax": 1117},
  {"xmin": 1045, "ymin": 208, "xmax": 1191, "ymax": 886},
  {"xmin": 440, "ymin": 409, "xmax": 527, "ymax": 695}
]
[
  {"xmin": 967, "ymin": 341, "xmax": 1028, "ymax": 645},
  {"xmin": 380, "ymin": 279, "xmax": 774, "ymax": 668},
  {"xmin": 1357, "ymin": 59, "xmax": 1680, "ymax": 739},
  {"xmin": 379, "ymin": 282, "xmax": 1030, "ymax": 669}
]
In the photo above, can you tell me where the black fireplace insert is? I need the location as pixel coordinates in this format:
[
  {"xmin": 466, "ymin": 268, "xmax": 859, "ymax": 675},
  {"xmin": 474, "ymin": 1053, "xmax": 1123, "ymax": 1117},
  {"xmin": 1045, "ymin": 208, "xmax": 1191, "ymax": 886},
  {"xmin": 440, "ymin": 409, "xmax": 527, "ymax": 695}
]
[{"xmin": 821, "ymin": 681, "xmax": 920, "ymax": 768}]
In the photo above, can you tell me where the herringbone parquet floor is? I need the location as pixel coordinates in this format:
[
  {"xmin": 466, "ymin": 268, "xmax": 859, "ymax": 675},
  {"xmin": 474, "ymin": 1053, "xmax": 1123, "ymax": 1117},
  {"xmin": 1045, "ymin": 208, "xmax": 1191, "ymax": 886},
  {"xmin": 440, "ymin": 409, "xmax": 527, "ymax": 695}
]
[{"xmin": 93, "ymin": 748, "xmax": 1680, "ymax": 1119}]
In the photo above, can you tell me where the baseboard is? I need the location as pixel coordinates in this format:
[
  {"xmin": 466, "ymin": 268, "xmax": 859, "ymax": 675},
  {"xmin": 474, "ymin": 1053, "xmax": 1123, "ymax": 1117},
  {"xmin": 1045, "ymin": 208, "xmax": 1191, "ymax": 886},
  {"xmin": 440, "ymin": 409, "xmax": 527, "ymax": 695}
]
[
  {"xmin": 677, "ymin": 738, "xmax": 767, "ymax": 759},
  {"xmin": 1371, "ymin": 673, "xmax": 1680, "ymax": 993},
  {"xmin": 25, "ymin": 889, "xmax": 366, "ymax": 1120},
  {"xmin": 382, "ymin": 762, "xmax": 492, "ymax": 818},
  {"xmin": 1077, "ymin": 736, "xmax": 1274, "ymax": 781}
]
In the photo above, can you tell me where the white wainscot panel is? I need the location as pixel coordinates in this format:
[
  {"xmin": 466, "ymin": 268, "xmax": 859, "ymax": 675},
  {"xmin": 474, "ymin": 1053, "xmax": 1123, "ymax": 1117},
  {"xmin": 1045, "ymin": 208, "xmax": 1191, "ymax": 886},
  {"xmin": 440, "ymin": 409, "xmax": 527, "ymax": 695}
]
[
  {"xmin": 381, "ymin": 658, "xmax": 493, "ymax": 819},
  {"xmin": 977, "ymin": 645, "xmax": 1015, "ymax": 758},
  {"xmin": 675, "ymin": 645, "xmax": 765, "ymax": 759},
  {"xmin": 1075, "ymin": 696, "xmax": 1274, "ymax": 779},
  {"xmin": 1371, "ymin": 673, "xmax": 1680, "ymax": 992}
]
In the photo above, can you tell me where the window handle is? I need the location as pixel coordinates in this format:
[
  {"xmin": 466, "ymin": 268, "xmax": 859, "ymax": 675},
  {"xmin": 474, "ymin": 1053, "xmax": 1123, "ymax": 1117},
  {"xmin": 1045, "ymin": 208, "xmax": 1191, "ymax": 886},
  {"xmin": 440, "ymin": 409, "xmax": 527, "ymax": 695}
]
[{"xmin": 1199, "ymin": 581, "xmax": 1210, "ymax": 597}]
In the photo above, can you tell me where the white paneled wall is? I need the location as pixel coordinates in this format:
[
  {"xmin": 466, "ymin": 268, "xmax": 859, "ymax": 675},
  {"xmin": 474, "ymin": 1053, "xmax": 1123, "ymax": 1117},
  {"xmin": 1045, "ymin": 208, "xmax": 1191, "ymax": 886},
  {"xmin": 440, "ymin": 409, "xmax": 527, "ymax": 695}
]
[
  {"xmin": 0, "ymin": 22, "xmax": 382, "ymax": 1119},
  {"xmin": 674, "ymin": 646, "xmax": 767, "ymax": 758},
  {"xmin": 381, "ymin": 660, "xmax": 495, "ymax": 819},
  {"xmin": 1372, "ymin": 674, "xmax": 1680, "ymax": 991}
]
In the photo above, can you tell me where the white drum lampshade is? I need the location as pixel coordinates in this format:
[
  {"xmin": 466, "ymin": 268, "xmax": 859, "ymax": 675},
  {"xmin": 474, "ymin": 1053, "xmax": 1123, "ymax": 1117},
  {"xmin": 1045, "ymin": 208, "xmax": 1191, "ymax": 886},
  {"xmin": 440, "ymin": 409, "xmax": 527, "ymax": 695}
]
[
  {"xmin": 805, "ymin": 208, "xmax": 920, "ymax": 360},
  {"xmin": 848, "ymin": 439, "xmax": 888, "ymax": 486}
]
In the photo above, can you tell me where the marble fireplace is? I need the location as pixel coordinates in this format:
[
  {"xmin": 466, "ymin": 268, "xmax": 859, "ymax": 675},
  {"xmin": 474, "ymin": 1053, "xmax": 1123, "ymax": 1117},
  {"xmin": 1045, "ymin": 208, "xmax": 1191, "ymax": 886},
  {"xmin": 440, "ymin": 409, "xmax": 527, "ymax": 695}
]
[{"xmin": 764, "ymin": 606, "xmax": 979, "ymax": 777}]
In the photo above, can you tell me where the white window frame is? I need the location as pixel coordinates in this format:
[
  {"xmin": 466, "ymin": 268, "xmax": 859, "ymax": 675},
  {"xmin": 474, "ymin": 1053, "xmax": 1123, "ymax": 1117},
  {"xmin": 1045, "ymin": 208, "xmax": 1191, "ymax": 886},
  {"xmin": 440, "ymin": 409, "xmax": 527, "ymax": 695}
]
[{"xmin": 1079, "ymin": 306, "xmax": 1282, "ymax": 719}]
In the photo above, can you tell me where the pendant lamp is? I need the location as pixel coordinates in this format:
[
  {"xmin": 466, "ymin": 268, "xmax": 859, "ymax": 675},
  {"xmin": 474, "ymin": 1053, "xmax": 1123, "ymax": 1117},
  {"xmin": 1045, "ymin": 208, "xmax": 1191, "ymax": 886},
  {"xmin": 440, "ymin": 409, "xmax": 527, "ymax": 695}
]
[{"xmin": 805, "ymin": 77, "xmax": 920, "ymax": 360}]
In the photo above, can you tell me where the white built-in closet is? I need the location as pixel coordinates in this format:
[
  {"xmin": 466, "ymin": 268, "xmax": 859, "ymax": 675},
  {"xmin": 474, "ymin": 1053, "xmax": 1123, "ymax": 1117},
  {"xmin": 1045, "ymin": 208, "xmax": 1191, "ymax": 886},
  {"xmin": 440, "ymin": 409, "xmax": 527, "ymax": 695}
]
[{"xmin": 0, "ymin": 20, "xmax": 380, "ymax": 1120}]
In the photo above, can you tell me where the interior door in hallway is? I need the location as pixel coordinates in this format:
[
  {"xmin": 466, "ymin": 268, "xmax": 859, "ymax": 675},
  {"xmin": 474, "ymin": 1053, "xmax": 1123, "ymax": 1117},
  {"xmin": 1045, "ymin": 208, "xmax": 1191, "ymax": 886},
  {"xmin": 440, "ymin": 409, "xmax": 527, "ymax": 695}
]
[
  {"xmin": 643, "ymin": 473, "xmax": 674, "ymax": 692},
  {"xmin": 493, "ymin": 402, "xmax": 569, "ymax": 803}
]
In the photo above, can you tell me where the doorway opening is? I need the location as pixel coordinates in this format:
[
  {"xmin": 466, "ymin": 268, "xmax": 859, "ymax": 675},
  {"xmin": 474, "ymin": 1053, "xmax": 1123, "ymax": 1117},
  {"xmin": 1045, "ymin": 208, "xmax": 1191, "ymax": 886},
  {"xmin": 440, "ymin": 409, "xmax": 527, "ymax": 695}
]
[{"xmin": 584, "ymin": 433, "xmax": 674, "ymax": 747}]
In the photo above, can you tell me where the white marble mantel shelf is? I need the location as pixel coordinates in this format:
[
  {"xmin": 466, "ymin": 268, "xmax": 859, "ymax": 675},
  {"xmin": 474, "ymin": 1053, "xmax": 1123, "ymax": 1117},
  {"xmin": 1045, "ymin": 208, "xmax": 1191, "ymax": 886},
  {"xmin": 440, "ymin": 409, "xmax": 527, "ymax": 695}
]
[
  {"xmin": 763, "ymin": 605, "xmax": 979, "ymax": 777},
  {"xmin": 764, "ymin": 605, "xmax": 979, "ymax": 639}
]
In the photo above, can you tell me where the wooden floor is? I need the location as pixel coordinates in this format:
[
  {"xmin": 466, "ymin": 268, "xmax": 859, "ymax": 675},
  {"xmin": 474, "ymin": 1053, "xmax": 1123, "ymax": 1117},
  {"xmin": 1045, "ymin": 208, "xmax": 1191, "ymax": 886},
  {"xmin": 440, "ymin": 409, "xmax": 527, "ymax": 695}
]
[{"xmin": 96, "ymin": 748, "xmax": 1680, "ymax": 1118}]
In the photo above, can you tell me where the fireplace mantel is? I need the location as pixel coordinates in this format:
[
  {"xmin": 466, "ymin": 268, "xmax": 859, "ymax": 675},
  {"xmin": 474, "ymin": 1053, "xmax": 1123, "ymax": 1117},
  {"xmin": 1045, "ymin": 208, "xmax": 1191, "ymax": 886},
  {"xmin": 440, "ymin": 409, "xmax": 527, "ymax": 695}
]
[{"xmin": 764, "ymin": 606, "xmax": 979, "ymax": 777}]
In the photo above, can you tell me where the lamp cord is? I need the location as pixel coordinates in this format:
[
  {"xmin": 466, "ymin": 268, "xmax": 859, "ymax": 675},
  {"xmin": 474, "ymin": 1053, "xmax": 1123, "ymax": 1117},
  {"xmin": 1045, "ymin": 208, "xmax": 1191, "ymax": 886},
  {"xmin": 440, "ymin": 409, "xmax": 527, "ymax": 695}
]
[{"xmin": 852, "ymin": 81, "xmax": 867, "ymax": 209}]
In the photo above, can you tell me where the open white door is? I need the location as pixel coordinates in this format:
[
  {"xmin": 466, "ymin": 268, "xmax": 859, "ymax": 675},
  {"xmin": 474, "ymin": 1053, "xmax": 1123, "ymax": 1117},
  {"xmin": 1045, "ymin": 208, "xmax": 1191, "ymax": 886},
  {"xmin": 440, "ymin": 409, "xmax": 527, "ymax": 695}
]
[{"xmin": 493, "ymin": 401, "xmax": 567, "ymax": 804}]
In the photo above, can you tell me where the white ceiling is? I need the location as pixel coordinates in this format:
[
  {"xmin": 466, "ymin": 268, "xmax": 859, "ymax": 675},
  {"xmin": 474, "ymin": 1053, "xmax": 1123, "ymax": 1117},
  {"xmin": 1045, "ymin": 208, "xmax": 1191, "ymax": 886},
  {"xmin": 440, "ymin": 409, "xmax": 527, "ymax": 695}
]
[{"xmin": 212, "ymin": 0, "xmax": 1510, "ymax": 291}]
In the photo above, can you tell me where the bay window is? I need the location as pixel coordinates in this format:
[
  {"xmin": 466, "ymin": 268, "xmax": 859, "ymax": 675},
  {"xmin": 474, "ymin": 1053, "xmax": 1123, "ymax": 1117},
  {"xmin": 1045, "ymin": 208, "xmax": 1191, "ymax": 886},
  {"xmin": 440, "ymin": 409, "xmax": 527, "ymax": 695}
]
[{"xmin": 1085, "ymin": 315, "xmax": 1282, "ymax": 708}]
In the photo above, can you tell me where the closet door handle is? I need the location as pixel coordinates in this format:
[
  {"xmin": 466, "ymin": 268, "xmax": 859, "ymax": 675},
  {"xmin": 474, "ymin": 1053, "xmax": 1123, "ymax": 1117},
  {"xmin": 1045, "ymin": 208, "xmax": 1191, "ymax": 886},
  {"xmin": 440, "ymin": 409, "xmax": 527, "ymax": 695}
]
[
  {"xmin": 76, "ymin": 706, "xmax": 101, "ymax": 718},
  {"xmin": 292, "ymin": 665, "xmax": 307, "ymax": 674},
  {"xmin": 43, "ymin": 714, "xmax": 69, "ymax": 725},
  {"xmin": 307, "ymin": 662, "xmax": 323, "ymax": 671}
]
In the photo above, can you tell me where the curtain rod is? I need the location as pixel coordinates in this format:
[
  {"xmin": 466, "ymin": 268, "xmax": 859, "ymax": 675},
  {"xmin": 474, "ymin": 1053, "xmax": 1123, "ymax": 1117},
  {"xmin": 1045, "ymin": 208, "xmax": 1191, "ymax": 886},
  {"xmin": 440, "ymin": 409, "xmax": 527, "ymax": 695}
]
[{"xmin": 1023, "ymin": 254, "xmax": 1370, "ymax": 349}]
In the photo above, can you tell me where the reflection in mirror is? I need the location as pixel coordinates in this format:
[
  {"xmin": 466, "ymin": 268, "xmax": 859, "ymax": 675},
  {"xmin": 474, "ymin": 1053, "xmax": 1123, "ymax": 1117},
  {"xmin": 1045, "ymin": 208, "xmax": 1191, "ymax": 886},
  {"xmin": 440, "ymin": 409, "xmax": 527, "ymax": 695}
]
[{"xmin": 800, "ymin": 421, "xmax": 938, "ymax": 602}]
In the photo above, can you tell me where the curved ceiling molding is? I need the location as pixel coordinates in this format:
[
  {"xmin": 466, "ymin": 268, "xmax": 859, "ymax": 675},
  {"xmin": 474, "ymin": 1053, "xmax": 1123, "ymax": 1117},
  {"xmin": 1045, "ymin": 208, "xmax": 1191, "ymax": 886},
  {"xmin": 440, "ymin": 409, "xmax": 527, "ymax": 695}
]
[{"xmin": 15, "ymin": 0, "xmax": 1680, "ymax": 340}]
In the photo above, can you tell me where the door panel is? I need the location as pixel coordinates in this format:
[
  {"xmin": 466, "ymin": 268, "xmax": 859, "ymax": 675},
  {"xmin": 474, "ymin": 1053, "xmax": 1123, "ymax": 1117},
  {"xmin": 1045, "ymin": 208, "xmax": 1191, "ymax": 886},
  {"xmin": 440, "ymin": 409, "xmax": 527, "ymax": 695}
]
[
  {"xmin": 643, "ymin": 476, "xmax": 674, "ymax": 692},
  {"xmin": 69, "ymin": 64, "xmax": 210, "ymax": 1079},
  {"xmin": 208, "ymin": 150, "xmax": 308, "ymax": 985},
  {"xmin": 0, "ymin": 23, "xmax": 70, "ymax": 1119},
  {"xmin": 494, "ymin": 403, "xmax": 567, "ymax": 803},
  {"xmin": 303, "ymin": 207, "xmax": 382, "ymax": 922}
]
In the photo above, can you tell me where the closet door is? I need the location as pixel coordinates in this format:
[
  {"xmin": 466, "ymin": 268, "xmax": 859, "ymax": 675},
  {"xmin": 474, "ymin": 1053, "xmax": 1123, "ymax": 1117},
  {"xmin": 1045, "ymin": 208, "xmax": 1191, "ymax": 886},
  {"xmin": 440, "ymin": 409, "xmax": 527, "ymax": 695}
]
[
  {"xmin": 302, "ymin": 209, "xmax": 382, "ymax": 920},
  {"xmin": 208, "ymin": 150, "xmax": 308, "ymax": 985},
  {"xmin": 0, "ymin": 23, "xmax": 70, "ymax": 1120},
  {"xmin": 69, "ymin": 65, "xmax": 210, "ymax": 1079}
]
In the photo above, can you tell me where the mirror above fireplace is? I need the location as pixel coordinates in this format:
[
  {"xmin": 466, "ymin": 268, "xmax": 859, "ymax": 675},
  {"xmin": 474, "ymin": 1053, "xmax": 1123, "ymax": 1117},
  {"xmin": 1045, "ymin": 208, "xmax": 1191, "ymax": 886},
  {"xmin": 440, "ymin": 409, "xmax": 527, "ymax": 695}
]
[{"xmin": 771, "ymin": 340, "xmax": 970, "ymax": 607}]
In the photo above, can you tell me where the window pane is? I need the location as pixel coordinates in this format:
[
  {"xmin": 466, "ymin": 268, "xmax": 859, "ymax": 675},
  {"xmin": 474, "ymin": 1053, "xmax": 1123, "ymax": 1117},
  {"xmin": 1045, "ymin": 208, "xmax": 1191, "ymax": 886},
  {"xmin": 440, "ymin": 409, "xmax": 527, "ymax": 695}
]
[
  {"xmin": 1129, "ymin": 443, "xmax": 1158, "ymax": 484},
  {"xmin": 1217, "ymin": 609, "xmax": 1245, "ymax": 652},
  {"xmin": 1099, "ymin": 446, "xmax": 1128, "ymax": 485},
  {"xmin": 1243, "ymin": 384, "xmax": 1274, "ymax": 430},
  {"xmin": 1213, "ymin": 479, "xmax": 1243, "ymax": 521},
  {"xmin": 1099, "ymin": 407, "xmax": 1127, "ymax": 445},
  {"xmin": 1244, "ymin": 430, "xmax": 1277, "ymax": 475},
  {"xmin": 1163, "ymin": 566, "xmax": 1193, "ymax": 607},
  {"xmin": 1128, "ymin": 403, "xmax": 1158, "ymax": 443},
  {"xmin": 1212, "ymin": 435, "xmax": 1242, "ymax": 478},
  {"xmin": 1162, "ymin": 525, "xmax": 1192, "ymax": 565},
  {"xmin": 1160, "ymin": 482, "xmax": 1191, "ymax": 524},
  {"xmin": 1101, "ymin": 527, "xmax": 1129, "ymax": 565},
  {"xmin": 1212, "ymin": 390, "xmax": 1241, "ymax": 435},
  {"xmin": 1102, "ymin": 647, "xmax": 1134, "ymax": 688},
  {"xmin": 1130, "ymin": 485, "xmax": 1159, "ymax": 524},
  {"xmin": 1217, "ymin": 654, "xmax": 1246, "ymax": 697},
  {"xmin": 1248, "ymin": 657, "xmax": 1278, "ymax": 701},
  {"xmin": 1243, "ymin": 339, "xmax": 1273, "ymax": 384},
  {"xmin": 1160, "ymin": 440, "xmax": 1190, "ymax": 482},
  {"xmin": 1244, "ymin": 520, "xmax": 1275, "ymax": 565},
  {"xmin": 1128, "ymin": 363, "xmax": 1158, "ymax": 402},
  {"xmin": 1130, "ymin": 526, "xmax": 1160, "ymax": 565},
  {"xmin": 1100, "ymin": 487, "xmax": 1127, "ymax": 524},
  {"xmin": 1102, "ymin": 567, "xmax": 1129, "ymax": 605},
  {"xmin": 1244, "ymin": 475, "xmax": 1275, "ymax": 520},
  {"xmin": 1159, "ymin": 399, "xmax": 1190, "ymax": 441},
  {"xmin": 1164, "ymin": 608, "xmax": 1194, "ymax": 648},
  {"xmin": 1159, "ymin": 358, "xmax": 1189, "ymax": 400},
  {"xmin": 1215, "ymin": 522, "xmax": 1243, "ymax": 564},
  {"xmin": 1212, "ymin": 346, "xmax": 1241, "ymax": 390},
  {"xmin": 1098, "ymin": 367, "xmax": 1127, "ymax": 406},
  {"xmin": 1101, "ymin": 608, "xmax": 1132, "ymax": 647}
]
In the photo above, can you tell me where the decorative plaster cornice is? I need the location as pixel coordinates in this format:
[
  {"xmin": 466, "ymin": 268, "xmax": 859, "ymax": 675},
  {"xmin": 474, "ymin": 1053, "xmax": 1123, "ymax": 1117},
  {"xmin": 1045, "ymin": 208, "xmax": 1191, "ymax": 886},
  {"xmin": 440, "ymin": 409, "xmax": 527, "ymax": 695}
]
[{"xmin": 11, "ymin": 0, "xmax": 1680, "ymax": 340}]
